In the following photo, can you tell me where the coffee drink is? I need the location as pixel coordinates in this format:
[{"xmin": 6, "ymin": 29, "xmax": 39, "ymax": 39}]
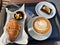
[{"xmin": 33, "ymin": 17, "xmax": 51, "ymax": 34}]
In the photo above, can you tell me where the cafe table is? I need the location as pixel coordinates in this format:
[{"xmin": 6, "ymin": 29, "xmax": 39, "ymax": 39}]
[{"xmin": 0, "ymin": 0, "xmax": 60, "ymax": 45}]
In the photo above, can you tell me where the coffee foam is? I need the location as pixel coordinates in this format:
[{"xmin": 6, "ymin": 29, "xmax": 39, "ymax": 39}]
[
  {"xmin": 33, "ymin": 17, "xmax": 51, "ymax": 34},
  {"xmin": 34, "ymin": 20, "xmax": 47, "ymax": 31}
]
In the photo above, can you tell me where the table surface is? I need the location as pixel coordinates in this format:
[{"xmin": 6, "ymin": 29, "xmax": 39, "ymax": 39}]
[{"xmin": 0, "ymin": 0, "xmax": 60, "ymax": 45}]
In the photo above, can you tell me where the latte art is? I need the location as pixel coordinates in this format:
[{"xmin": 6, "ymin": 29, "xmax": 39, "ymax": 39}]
[
  {"xmin": 33, "ymin": 17, "xmax": 51, "ymax": 34},
  {"xmin": 35, "ymin": 20, "xmax": 47, "ymax": 31}
]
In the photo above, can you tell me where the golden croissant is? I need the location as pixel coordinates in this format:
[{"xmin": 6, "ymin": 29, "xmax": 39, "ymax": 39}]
[{"xmin": 6, "ymin": 18, "xmax": 21, "ymax": 42}]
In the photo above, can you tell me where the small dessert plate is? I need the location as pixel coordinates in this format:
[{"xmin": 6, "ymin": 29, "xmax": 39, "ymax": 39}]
[{"xmin": 35, "ymin": 1, "xmax": 56, "ymax": 19}]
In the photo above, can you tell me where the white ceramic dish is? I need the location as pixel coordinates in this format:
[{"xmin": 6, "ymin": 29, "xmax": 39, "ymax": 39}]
[
  {"xmin": 0, "ymin": 4, "xmax": 28, "ymax": 45},
  {"xmin": 35, "ymin": 1, "xmax": 56, "ymax": 19},
  {"xmin": 28, "ymin": 16, "xmax": 52, "ymax": 41}
]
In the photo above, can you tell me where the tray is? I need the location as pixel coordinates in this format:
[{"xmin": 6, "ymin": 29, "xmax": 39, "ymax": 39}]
[
  {"xmin": 25, "ymin": 2, "xmax": 60, "ymax": 44},
  {"xmin": 1, "ymin": 2, "xmax": 60, "ymax": 44}
]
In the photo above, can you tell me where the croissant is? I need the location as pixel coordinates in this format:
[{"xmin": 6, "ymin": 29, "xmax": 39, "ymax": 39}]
[{"xmin": 6, "ymin": 18, "xmax": 21, "ymax": 42}]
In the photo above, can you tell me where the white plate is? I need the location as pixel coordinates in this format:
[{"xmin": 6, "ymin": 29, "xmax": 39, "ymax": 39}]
[
  {"xmin": 35, "ymin": 1, "xmax": 56, "ymax": 19},
  {"xmin": 0, "ymin": 4, "xmax": 28, "ymax": 45},
  {"xmin": 28, "ymin": 17, "xmax": 52, "ymax": 41}
]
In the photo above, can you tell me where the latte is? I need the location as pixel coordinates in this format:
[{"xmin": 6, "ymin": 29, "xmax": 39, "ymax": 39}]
[{"xmin": 33, "ymin": 17, "xmax": 51, "ymax": 34}]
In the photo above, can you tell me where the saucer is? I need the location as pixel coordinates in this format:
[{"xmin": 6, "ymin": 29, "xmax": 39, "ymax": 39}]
[
  {"xmin": 35, "ymin": 1, "xmax": 56, "ymax": 19},
  {"xmin": 28, "ymin": 16, "xmax": 52, "ymax": 41}
]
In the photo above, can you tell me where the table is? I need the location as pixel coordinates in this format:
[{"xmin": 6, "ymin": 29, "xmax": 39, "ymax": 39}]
[{"xmin": 0, "ymin": 0, "xmax": 60, "ymax": 45}]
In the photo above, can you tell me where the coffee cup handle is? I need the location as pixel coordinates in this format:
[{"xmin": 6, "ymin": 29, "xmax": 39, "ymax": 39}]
[{"xmin": 28, "ymin": 27, "xmax": 33, "ymax": 32}]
